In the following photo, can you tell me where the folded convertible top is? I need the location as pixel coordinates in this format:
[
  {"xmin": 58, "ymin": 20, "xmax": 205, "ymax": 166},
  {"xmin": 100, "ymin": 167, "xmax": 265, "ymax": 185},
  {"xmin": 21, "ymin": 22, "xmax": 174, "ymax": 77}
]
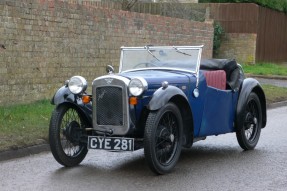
[{"xmin": 200, "ymin": 59, "xmax": 243, "ymax": 90}]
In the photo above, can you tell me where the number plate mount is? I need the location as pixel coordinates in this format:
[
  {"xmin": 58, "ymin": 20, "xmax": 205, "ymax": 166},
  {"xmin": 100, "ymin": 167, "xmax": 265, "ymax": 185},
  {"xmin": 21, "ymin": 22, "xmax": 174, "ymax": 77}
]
[{"xmin": 88, "ymin": 136, "xmax": 134, "ymax": 151}]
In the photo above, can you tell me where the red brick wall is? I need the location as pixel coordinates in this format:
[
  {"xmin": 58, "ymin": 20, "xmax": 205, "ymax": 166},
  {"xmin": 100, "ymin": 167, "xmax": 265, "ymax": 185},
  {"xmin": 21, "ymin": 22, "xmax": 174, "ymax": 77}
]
[{"xmin": 0, "ymin": 0, "xmax": 213, "ymax": 105}]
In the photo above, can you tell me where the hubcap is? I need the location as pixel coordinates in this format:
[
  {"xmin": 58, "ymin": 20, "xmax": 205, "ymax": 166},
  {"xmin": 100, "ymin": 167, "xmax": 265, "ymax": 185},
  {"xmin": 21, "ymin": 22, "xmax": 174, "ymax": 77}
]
[
  {"xmin": 63, "ymin": 121, "xmax": 81, "ymax": 145},
  {"xmin": 244, "ymin": 99, "xmax": 259, "ymax": 142},
  {"xmin": 253, "ymin": 117, "xmax": 257, "ymax": 125},
  {"xmin": 170, "ymin": 134, "xmax": 175, "ymax": 143}
]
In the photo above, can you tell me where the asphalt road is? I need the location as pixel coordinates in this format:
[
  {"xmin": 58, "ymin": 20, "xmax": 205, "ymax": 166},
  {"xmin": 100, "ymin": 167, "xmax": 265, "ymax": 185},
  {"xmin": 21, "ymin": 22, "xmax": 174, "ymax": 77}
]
[{"xmin": 1, "ymin": 106, "xmax": 287, "ymax": 191}]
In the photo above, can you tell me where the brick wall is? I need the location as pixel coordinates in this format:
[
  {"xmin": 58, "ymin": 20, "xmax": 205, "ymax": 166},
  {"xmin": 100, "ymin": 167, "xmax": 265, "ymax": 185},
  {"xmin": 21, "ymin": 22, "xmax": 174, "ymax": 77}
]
[
  {"xmin": 130, "ymin": 2, "xmax": 207, "ymax": 22},
  {"xmin": 0, "ymin": 0, "xmax": 213, "ymax": 106},
  {"xmin": 215, "ymin": 33, "xmax": 257, "ymax": 64}
]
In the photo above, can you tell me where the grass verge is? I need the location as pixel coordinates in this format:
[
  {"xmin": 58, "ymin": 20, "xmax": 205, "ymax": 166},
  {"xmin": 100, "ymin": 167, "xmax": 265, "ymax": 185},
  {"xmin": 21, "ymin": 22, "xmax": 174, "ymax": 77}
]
[
  {"xmin": 242, "ymin": 63, "xmax": 287, "ymax": 76},
  {"xmin": 0, "ymin": 100, "xmax": 54, "ymax": 151},
  {"xmin": 262, "ymin": 85, "xmax": 287, "ymax": 105}
]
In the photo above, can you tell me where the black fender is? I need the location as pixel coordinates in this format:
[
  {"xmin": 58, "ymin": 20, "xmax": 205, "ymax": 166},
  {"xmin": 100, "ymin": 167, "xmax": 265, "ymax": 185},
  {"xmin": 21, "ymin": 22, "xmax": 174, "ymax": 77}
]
[
  {"xmin": 235, "ymin": 78, "xmax": 267, "ymax": 131},
  {"xmin": 51, "ymin": 86, "xmax": 92, "ymax": 126},
  {"xmin": 147, "ymin": 85, "xmax": 188, "ymax": 111},
  {"xmin": 147, "ymin": 85, "xmax": 194, "ymax": 147},
  {"xmin": 51, "ymin": 86, "xmax": 76, "ymax": 105}
]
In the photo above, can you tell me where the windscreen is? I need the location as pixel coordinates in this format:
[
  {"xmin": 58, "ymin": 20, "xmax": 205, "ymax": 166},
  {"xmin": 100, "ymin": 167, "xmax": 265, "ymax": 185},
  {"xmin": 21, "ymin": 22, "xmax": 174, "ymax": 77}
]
[{"xmin": 120, "ymin": 46, "xmax": 202, "ymax": 73}]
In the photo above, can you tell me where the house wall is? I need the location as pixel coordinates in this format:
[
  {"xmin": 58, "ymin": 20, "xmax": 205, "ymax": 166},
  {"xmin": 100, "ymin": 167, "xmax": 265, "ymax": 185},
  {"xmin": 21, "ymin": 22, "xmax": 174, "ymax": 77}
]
[
  {"xmin": 0, "ymin": 0, "xmax": 213, "ymax": 105},
  {"xmin": 216, "ymin": 33, "xmax": 257, "ymax": 64}
]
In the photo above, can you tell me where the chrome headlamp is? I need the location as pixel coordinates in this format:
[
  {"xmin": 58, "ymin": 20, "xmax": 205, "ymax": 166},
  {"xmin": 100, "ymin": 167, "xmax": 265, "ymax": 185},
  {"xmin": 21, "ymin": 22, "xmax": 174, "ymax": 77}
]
[
  {"xmin": 68, "ymin": 76, "xmax": 87, "ymax": 94},
  {"xmin": 128, "ymin": 77, "xmax": 148, "ymax": 96}
]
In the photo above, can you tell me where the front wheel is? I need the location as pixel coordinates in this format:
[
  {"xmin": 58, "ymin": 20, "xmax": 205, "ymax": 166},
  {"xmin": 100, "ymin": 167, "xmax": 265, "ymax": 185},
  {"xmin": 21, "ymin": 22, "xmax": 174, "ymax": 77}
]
[
  {"xmin": 236, "ymin": 92, "xmax": 262, "ymax": 150},
  {"xmin": 49, "ymin": 104, "xmax": 88, "ymax": 167},
  {"xmin": 144, "ymin": 103, "xmax": 183, "ymax": 174}
]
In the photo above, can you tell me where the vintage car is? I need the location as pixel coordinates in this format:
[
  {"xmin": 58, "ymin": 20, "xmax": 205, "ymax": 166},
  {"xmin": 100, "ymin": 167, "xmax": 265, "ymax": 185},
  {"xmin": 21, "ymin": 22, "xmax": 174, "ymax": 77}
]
[{"xmin": 49, "ymin": 45, "xmax": 267, "ymax": 174}]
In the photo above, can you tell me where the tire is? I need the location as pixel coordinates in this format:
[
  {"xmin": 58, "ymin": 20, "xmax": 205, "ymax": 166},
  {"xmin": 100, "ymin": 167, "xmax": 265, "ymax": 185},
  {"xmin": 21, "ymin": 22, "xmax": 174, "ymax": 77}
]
[
  {"xmin": 49, "ymin": 104, "xmax": 88, "ymax": 167},
  {"xmin": 144, "ymin": 103, "xmax": 183, "ymax": 174},
  {"xmin": 236, "ymin": 92, "xmax": 262, "ymax": 150}
]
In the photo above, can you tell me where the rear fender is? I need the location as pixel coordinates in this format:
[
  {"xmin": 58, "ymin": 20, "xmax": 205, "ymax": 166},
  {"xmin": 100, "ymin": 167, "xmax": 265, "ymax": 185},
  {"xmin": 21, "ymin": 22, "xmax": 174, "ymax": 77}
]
[{"xmin": 235, "ymin": 78, "xmax": 267, "ymax": 131}]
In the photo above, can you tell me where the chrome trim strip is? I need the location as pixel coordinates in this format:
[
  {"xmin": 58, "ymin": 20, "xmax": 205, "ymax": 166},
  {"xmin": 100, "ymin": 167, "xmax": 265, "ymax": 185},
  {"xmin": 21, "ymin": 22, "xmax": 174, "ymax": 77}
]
[
  {"xmin": 93, "ymin": 75, "xmax": 130, "ymax": 86},
  {"xmin": 120, "ymin": 67, "xmax": 197, "ymax": 75},
  {"xmin": 195, "ymin": 47, "xmax": 203, "ymax": 88},
  {"xmin": 120, "ymin": 45, "xmax": 204, "ymax": 50}
]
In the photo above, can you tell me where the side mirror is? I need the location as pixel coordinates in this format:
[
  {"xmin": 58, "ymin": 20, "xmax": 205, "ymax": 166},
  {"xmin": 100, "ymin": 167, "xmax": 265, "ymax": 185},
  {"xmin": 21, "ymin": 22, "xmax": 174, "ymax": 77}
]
[{"xmin": 106, "ymin": 65, "xmax": 114, "ymax": 74}]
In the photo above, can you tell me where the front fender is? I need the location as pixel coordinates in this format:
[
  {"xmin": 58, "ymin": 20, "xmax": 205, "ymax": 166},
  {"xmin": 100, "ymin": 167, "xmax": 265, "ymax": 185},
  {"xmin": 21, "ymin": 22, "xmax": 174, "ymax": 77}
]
[
  {"xmin": 51, "ymin": 86, "xmax": 92, "ymax": 126},
  {"xmin": 235, "ymin": 78, "xmax": 267, "ymax": 131},
  {"xmin": 51, "ymin": 86, "xmax": 75, "ymax": 105},
  {"xmin": 147, "ymin": 85, "xmax": 188, "ymax": 111}
]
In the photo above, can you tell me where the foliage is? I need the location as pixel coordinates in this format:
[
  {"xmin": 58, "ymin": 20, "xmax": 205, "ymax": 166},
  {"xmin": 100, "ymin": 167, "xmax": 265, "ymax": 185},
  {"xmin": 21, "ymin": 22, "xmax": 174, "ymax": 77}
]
[
  {"xmin": 199, "ymin": 0, "xmax": 287, "ymax": 13},
  {"xmin": 213, "ymin": 22, "xmax": 224, "ymax": 57}
]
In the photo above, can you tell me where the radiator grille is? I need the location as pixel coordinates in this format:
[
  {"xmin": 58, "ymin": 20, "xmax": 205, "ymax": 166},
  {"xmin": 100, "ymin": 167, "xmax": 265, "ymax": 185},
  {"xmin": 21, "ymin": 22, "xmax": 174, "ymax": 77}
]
[{"xmin": 96, "ymin": 87, "xmax": 123, "ymax": 126}]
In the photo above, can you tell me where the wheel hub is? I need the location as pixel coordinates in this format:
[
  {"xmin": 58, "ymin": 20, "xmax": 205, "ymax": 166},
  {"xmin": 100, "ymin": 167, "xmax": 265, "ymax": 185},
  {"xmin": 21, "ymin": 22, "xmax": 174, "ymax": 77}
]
[
  {"xmin": 158, "ymin": 125, "xmax": 174, "ymax": 144},
  {"xmin": 63, "ymin": 121, "xmax": 81, "ymax": 144},
  {"xmin": 170, "ymin": 134, "xmax": 175, "ymax": 143},
  {"xmin": 253, "ymin": 117, "xmax": 257, "ymax": 125},
  {"xmin": 245, "ymin": 112, "xmax": 256, "ymax": 129}
]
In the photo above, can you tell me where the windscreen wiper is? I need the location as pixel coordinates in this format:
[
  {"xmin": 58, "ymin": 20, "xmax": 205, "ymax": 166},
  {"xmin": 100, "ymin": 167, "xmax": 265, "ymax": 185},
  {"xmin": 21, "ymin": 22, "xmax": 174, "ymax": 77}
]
[
  {"xmin": 144, "ymin": 45, "xmax": 160, "ymax": 61},
  {"xmin": 173, "ymin": 46, "xmax": 192, "ymax": 56}
]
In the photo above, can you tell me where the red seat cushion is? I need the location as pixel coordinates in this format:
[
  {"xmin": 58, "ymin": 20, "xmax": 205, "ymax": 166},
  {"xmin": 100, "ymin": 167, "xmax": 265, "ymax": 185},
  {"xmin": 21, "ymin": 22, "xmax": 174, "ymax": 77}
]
[{"xmin": 203, "ymin": 70, "xmax": 226, "ymax": 90}]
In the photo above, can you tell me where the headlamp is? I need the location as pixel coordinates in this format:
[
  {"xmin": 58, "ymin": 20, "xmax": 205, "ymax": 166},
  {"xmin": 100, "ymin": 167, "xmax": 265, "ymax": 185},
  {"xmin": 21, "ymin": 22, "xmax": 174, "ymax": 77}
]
[
  {"xmin": 128, "ymin": 77, "xmax": 148, "ymax": 96},
  {"xmin": 68, "ymin": 76, "xmax": 87, "ymax": 94}
]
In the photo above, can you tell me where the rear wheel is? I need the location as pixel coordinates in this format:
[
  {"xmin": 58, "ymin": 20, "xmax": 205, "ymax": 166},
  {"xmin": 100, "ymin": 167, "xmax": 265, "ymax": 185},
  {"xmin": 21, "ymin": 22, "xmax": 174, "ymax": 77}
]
[
  {"xmin": 49, "ymin": 105, "xmax": 88, "ymax": 166},
  {"xmin": 236, "ymin": 92, "xmax": 262, "ymax": 150},
  {"xmin": 144, "ymin": 103, "xmax": 183, "ymax": 174}
]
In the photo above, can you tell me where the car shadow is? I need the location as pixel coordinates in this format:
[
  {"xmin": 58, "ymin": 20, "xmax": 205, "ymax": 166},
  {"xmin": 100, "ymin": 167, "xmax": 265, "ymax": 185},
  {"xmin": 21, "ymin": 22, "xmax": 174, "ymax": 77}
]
[{"xmin": 50, "ymin": 143, "xmax": 263, "ymax": 180}]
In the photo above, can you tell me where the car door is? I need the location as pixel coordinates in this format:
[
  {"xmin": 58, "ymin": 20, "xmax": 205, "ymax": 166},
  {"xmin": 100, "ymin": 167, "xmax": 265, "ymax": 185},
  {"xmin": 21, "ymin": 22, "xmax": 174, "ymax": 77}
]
[{"xmin": 198, "ymin": 87, "xmax": 238, "ymax": 136}]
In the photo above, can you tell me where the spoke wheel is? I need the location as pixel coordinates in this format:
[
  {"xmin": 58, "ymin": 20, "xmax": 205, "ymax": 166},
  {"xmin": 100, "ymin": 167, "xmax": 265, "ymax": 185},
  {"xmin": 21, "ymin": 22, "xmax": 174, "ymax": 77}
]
[
  {"xmin": 236, "ymin": 92, "xmax": 262, "ymax": 150},
  {"xmin": 144, "ymin": 103, "xmax": 183, "ymax": 174},
  {"xmin": 49, "ymin": 105, "xmax": 88, "ymax": 167}
]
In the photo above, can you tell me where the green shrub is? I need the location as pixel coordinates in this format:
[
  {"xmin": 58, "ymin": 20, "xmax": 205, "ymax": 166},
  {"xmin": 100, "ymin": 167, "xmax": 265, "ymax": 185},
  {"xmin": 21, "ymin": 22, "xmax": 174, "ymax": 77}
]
[{"xmin": 213, "ymin": 22, "xmax": 224, "ymax": 57}]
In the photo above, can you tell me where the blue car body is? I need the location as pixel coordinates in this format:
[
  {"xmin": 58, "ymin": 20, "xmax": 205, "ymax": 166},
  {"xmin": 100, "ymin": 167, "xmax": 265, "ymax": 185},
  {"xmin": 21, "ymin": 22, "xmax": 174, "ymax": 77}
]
[{"xmin": 120, "ymin": 69, "xmax": 238, "ymax": 138}]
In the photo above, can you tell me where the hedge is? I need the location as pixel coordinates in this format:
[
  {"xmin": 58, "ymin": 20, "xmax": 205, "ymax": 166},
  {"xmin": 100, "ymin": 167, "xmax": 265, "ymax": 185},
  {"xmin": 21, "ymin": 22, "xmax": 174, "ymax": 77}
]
[{"xmin": 198, "ymin": 0, "xmax": 287, "ymax": 13}]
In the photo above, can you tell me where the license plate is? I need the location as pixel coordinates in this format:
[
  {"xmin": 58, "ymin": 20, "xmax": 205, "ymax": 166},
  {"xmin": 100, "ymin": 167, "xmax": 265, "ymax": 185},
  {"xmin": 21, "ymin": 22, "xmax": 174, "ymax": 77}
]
[{"xmin": 88, "ymin": 136, "xmax": 134, "ymax": 151}]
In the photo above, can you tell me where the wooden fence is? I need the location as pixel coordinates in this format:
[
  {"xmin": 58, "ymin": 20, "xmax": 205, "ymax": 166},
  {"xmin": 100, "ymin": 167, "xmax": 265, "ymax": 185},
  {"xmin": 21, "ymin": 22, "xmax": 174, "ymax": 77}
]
[{"xmin": 210, "ymin": 3, "xmax": 287, "ymax": 62}]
